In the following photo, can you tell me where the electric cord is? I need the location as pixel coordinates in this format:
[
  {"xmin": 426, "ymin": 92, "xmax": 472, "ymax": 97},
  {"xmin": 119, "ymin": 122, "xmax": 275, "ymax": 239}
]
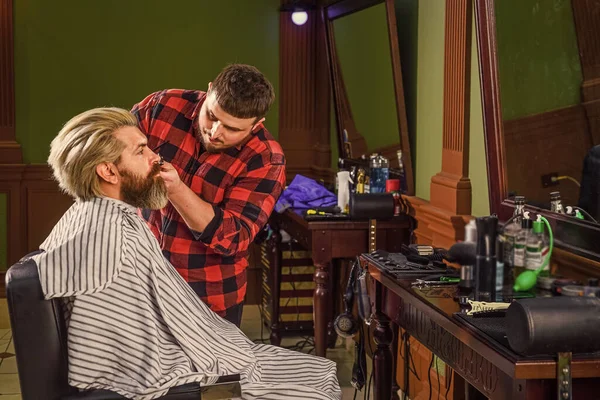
[
  {"xmin": 428, "ymin": 353, "xmax": 434, "ymax": 400},
  {"xmin": 365, "ymin": 326, "xmax": 374, "ymax": 400},
  {"xmin": 399, "ymin": 330, "xmax": 420, "ymax": 400},
  {"xmin": 552, "ymin": 175, "xmax": 581, "ymax": 187},
  {"xmin": 570, "ymin": 206, "xmax": 599, "ymax": 223},
  {"xmin": 444, "ymin": 370, "xmax": 453, "ymax": 399},
  {"xmin": 435, "ymin": 355, "xmax": 440, "ymax": 400},
  {"xmin": 402, "ymin": 332, "xmax": 409, "ymax": 400},
  {"xmin": 365, "ymin": 370, "xmax": 373, "ymax": 400}
]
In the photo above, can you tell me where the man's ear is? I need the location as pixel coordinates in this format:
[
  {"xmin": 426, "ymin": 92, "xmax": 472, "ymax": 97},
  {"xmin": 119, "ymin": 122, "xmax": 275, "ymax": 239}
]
[
  {"xmin": 96, "ymin": 163, "xmax": 119, "ymax": 185},
  {"xmin": 207, "ymin": 82, "xmax": 212, "ymax": 92},
  {"xmin": 252, "ymin": 117, "xmax": 266, "ymax": 132}
]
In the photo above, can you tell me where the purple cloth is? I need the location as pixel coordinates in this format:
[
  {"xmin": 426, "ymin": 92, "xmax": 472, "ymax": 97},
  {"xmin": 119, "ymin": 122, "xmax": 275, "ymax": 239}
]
[{"xmin": 275, "ymin": 175, "xmax": 337, "ymax": 213}]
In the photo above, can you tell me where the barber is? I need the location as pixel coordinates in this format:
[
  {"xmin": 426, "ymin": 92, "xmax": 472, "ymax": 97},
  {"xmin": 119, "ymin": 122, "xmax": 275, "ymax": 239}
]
[{"xmin": 132, "ymin": 64, "xmax": 286, "ymax": 327}]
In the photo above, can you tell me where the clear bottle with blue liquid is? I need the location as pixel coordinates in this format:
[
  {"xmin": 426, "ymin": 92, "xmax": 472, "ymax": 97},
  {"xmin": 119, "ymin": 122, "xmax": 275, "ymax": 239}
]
[{"xmin": 369, "ymin": 154, "xmax": 389, "ymax": 193}]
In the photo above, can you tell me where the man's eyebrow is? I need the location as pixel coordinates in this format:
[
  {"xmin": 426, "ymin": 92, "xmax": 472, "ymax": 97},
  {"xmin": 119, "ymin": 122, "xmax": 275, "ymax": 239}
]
[
  {"xmin": 207, "ymin": 108, "xmax": 244, "ymax": 131},
  {"xmin": 134, "ymin": 142, "xmax": 148, "ymax": 152},
  {"xmin": 223, "ymin": 124, "xmax": 243, "ymax": 132}
]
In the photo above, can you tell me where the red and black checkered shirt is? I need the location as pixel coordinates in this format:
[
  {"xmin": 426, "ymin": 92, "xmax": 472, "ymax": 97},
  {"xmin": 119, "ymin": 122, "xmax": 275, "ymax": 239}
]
[{"xmin": 132, "ymin": 89, "xmax": 286, "ymax": 316}]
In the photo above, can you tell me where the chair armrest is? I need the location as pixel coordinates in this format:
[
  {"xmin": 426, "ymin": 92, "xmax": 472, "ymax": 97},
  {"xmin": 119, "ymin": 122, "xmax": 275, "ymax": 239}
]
[{"xmin": 61, "ymin": 375, "xmax": 242, "ymax": 400}]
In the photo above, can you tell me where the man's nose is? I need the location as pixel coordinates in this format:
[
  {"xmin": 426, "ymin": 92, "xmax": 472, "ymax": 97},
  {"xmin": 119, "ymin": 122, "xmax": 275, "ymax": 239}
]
[
  {"xmin": 149, "ymin": 149, "xmax": 161, "ymax": 165},
  {"xmin": 210, "ymin": 120, "xmax": 224, "ymax": 139}
]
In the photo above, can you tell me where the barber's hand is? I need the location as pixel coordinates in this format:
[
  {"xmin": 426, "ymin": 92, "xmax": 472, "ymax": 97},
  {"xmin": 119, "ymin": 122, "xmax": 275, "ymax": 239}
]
[{"xmin": 158, "ymin": 161, "xmax": 184, "ymax": 195}]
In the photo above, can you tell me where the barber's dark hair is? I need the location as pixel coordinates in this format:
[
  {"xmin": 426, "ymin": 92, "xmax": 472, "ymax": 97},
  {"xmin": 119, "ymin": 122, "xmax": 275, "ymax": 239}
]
[{"xmin": 210, "ymin": 64, "xmax": 275, "ymax": 120}]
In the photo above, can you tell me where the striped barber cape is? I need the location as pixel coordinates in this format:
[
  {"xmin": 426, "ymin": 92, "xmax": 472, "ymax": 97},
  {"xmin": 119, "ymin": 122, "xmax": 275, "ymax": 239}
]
[{"xmin": 32, "ymin": 197, "xmax": 341, "ymax": 400}]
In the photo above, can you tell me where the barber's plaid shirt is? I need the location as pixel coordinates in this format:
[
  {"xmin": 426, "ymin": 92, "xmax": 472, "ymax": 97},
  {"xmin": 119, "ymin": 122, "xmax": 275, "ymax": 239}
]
[{"xmin": 132, "ymin": 89, "xmax": 286, "ymax": 315}]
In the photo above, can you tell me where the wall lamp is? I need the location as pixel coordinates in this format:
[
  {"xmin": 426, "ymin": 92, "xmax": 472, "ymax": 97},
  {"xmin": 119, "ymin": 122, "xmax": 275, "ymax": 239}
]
[{"xmin": 280, "ymin": 1, "xmax": 316, "ymax": 26}]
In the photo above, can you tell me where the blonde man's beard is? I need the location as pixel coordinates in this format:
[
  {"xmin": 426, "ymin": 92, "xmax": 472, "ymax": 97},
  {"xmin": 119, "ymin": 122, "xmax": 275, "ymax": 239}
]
[{"xmin": 119, "ymin": 164, "xmax": 168, "ymax": 210}]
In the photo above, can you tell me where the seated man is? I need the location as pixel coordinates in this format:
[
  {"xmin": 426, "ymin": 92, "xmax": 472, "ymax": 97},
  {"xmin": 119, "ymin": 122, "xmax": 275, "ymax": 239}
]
[{"xmin": 33, "ymin": 107, "xmax": 341, "ymax": 400}]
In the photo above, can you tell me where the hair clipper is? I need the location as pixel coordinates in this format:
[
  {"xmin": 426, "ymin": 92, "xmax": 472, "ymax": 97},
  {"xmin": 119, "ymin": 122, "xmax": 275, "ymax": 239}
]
[{"xmin": 356, "ymin": 269, "xmax": 372, "ymax": 324}]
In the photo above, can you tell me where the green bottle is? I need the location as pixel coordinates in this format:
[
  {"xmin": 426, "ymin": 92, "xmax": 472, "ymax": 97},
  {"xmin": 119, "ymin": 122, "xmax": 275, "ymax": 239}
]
[{"xmin": 525, "ymin": 219, "xmax": 549, "ymax": 277}]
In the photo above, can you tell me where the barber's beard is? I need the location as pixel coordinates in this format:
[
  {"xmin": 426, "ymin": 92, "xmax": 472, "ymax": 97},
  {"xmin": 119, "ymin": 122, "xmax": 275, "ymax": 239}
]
[
  {"xmin": 119, "ymin": 163, "xmax": 168, "ymax": 210},
  {"xmin": 200, "ymin": 129, "xmax": 227, "ymax": 153}
]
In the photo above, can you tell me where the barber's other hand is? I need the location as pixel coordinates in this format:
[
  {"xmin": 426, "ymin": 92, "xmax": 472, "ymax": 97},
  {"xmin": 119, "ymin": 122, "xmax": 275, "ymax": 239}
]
[{"xmin": 158, "ymin": 161, "xmax": 184, "ymax": 195}]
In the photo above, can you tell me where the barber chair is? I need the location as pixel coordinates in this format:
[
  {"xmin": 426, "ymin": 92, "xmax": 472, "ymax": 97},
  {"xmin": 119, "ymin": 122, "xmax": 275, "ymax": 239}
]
[
  {"xmin": 6, "ymin": 251, "xmax": 242, "ymax": 400},
  {"xmin": 578, "ymin": 144, "xmax": 600, "ymax": 222}
]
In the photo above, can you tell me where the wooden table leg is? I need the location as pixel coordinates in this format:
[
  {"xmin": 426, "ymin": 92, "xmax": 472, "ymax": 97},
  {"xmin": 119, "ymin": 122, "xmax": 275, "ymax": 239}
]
[
  {"xmin": 373, "ymin": 280, "xmax": 393, "ymax": 400},
  {"xmin": 314, "ymin": 261, "xmax": 330, "ymax": 357},
  {"xmin": 327, "ymin": 259, "xmax": 338, "ymax": 349},
  {"xmin": 269, "ymin": 225, "xmax": 282, "ymax": 347}
]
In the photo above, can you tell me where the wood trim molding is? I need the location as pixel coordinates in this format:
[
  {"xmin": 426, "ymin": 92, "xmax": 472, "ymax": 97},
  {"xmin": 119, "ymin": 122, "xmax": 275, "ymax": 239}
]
[
  {"xmin": 418, "ymin": 0, "xmax": 473, "ymax": 248},
  {"xmin": 571, "ymin": 0, "xmax": 600, "ymax": 85},
  {"xmin": 0, "ymin": 0, "xmax": 22, "ymax": 163},
  {"xmin": 474, "ymin": 0, "xmax": 508, "ymax": 216},
  {"xmin": 571, "ymin": 0, "xmax": 600, "ymax": 145},
  {"xmin": 552, "ymin": 247, "xmax": 600, "ymax": 282}
]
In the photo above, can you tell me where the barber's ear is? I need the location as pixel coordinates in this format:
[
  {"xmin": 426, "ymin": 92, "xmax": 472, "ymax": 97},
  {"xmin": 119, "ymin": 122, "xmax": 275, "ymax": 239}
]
[
  {"xmin": 96, "ymin": 163, "xmax": 119, "ymax": 185},
  {"xmin": 252, "ymin": 117, "xmax": 266, "ymax": 132}
]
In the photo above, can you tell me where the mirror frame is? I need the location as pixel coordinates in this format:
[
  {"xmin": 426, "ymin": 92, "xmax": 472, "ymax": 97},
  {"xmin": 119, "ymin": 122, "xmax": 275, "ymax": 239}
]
[
  {"xmin": 475, "ymin": 0, "xmax": 600, "ymax": 261},
  {"xmin": 322, "ymin": 0, "xmax": 415, "ymax": 195}
]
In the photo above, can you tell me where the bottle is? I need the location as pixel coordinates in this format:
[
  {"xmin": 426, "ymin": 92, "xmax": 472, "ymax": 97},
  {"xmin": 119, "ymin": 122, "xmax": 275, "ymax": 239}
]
[
  {"xmin": 396, "ymin": 150, "xmax": 407, "ymax": 193},
  {"xmin": 369, "ymin": 154, "xmax": 389, "ymax": 193},
  {"xmin": 550, "ymin": 191, "xmax": 565, "ymax": 214},
  {"xmin": 356, "ymin": 169, "xmax": 366, "ymax": 194},
  {"xmin": 495, "ymin": 238, "xmax": 505, "ymax": 299},
  {"xmin": 475, "ymin": 216, "xmax": 498, "ymax": 302},
  {"xmin": 465, "ymin": 219, "xmax": 477, "ymax": 243},
  {"xmin": 503, "ymin": 196, "xmax": 526, "ymax": 272},
  {"xmin": 525, "ymin": 217, "xmax": 550, "ymax": 277},
  {"xmin": 458, "ymin": 219, "xmax": 477, "ymax": 304},
  {"xmin": 513, "ymin": 218, "xmax": 531, "ymax": 277},
  {"xmin": 336, "ymin": 158, "xmax": 345, "ymax": 194}
]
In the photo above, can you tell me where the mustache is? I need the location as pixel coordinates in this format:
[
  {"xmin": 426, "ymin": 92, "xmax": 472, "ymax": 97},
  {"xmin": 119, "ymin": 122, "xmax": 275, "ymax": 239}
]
[{"xmin": 149, "ymin": 162, "xmax": 162, "ymax": 177}]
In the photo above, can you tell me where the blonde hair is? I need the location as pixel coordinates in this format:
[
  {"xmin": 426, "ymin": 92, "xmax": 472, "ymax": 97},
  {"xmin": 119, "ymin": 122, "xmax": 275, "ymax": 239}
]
[{"xmin": 48, "ymin": 107, "xmax": 137, "ymax": 200}]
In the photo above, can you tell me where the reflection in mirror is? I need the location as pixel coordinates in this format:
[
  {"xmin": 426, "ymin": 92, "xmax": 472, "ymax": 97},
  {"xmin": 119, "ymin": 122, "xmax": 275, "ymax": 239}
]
[
  {"xmin": 325, "ymin": 0, "xmax": 414, "ymax": 195},
  {"xmin": 332, "ymin": 3, "xmax": 400, "ymax": 158},
  {"xmin": 495, "ymin": 0, "xmax": 598, "ymax": 222}
]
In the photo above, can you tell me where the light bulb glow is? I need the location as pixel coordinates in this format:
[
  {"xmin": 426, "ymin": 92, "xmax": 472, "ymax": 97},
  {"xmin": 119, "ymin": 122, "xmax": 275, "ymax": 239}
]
[{"xmin": 291, "ymin": 11, "xmax": 308, "ymax": 26}]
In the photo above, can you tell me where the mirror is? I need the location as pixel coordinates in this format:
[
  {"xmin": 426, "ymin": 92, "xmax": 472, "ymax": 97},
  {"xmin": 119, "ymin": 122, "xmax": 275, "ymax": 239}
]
[
  {"xmin": 495, "ymin": 0, "xmax": 593, "ymax": 215},
  {"xmin": 324, "ymin": 0, "xmax": 415, "ymax": 195},
  {"xmin": 476, "ymin": 0, "xmax": 600, "ymax": 259}
]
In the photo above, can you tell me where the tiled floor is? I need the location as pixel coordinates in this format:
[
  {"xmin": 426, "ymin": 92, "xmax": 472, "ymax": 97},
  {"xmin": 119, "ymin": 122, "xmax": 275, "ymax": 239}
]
[
  {"xmin": 0, "ymin": 300, "xmax": 373, "ymax": 399},
  {"xmin": 0, "ymin": 298, "xmax": 19, "ymax": 399}
]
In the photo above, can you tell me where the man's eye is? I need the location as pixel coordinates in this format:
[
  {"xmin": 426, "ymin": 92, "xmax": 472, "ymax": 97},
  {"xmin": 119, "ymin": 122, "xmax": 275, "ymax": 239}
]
[{"xmin": 138, "ymin": 148, "xmax": 144, "ymax": 155}]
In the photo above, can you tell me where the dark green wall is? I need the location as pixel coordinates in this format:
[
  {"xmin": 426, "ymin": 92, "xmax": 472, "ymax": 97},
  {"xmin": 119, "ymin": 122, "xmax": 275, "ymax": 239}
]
[
  {"xmin": 495, "ymin": 0, "xmax": 582, "ymax": 120},
  {"xmin": 14, "ymin": 0, "xmax": 280, "ymax": 164}
]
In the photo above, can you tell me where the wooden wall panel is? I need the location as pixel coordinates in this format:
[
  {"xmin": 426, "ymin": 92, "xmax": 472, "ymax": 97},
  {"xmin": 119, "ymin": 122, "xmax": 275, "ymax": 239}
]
[
  {"xmin": 279, "ymin": 1, "xmax": 333, "ymax": 184},
  {"xmin": 415, "ymin": 0, "xmax": 473, "ymax": 249},
  {"xmin": 0, "ymin": 165, "xmax": 73, "ymax": 297},
  {"xmin": 503, "ymin": 105, "xmax": 591, "ymax": 207},
  {"xmin": 0, "ymin": 0, "xmax": 22, "ymax": 163},
  {"xmin": 21, "ymin": 166, "xmax": 73, "ymax": 253}
]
